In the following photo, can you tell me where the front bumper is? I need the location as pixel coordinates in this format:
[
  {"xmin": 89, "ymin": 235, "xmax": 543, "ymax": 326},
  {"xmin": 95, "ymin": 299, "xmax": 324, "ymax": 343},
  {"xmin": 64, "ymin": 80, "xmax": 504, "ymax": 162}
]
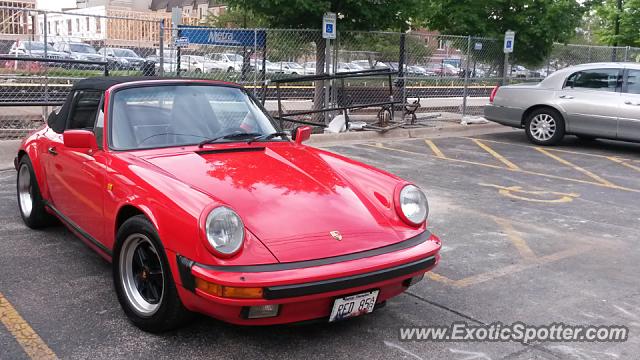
[{"xmin": 171, "ymin": 231, "xmax": 441, "ymax": 325}]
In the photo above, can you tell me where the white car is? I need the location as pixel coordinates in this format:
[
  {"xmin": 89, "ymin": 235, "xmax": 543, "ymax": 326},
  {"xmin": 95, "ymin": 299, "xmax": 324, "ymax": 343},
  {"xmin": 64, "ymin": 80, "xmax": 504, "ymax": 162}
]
[
  {"xmin": 337, "ymin": 62, "xmax": 364, "ymax": 72},
  {"xmin": 180, "ymin": 55, "xmax": 222, "ymax": 73},
  {"xmin": 9, "ymin": 40, "xmax": 68, "ymax": 60},
  {"xmin": 275, "ymin": 62, "xmax": 304, "ymax": 75},
  {"xmin": 209, "ymin": 53, "xmax": 244, "ymax": 72},
  {"xmin": 304, "ymin": 62, "xmax": 316, "ymax": 75},
  {"xmin": 252, "ymin": 59, "xmax": 281, "ymax": 73}
]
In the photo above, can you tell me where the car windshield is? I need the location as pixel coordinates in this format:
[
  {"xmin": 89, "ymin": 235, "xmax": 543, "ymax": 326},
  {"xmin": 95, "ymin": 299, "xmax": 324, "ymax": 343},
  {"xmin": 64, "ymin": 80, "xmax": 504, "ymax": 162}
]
[
  {"xmin": 70, "ymin": 44, "xmax": 96, "ymax": 53},
  {"xmin": 110, "ymin": 85, "xmax": 279, "ymax": 150},
  {"xmin": 113, "ymin": 49, "xmax": 139, "ymax": 57},
  {"xmin": 23, "ymin": 42, "xmax": 45, "ymax": 50}
]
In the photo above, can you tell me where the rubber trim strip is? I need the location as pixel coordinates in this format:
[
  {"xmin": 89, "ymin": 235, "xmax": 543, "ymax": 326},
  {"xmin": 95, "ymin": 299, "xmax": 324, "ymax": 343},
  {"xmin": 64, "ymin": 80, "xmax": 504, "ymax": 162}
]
[{"xmin": 191, "ymin": 230, "xmax": 431, "ymax": 273}]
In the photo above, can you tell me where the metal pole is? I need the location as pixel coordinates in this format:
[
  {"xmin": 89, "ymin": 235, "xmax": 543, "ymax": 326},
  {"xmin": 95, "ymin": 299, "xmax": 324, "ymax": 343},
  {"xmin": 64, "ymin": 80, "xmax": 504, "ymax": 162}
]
[
  {"xmin": 462, "ymin": 35, "xmax": 471, "ymax": 118},
  {"xmin": 625, "ymin": 46, "xmax": 629, "ymax": 62},
  {"xmin": 253, "ymin": 30, "xmax": 257, "ymax": 96},
  {"xmin": 159, "ymin": 19, "xmax": 164, "ymax": 76},
  {"xmin": 176, "ymin": 28, "xmax": 181, "ymax": 77},
  {"xmin": 398, "ymin": 33, "xmax": 406, "ymax": 119},
  {"xmin": 503, "ymin": 53, "xmax": 509, "ymax": 85},
  {"xmin": 43, "ymin": 11, "xmax": 48, "ymax": 105},
  {"xmin": 324, "ymin": 37, "xmax": 331, "ymax": 123}
]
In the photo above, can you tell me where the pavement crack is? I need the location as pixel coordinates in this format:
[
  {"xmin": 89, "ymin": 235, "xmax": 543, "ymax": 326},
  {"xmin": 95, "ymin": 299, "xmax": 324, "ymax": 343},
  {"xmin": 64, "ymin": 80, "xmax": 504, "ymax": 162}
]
[{"xmin": 404, "ymin": 291, "xmax": 485, "ymax": 325}]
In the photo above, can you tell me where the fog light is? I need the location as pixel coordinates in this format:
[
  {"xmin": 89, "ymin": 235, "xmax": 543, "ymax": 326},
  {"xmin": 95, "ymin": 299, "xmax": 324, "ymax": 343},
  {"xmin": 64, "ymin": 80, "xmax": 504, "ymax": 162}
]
[{"xmin": 246, "ymin": 304, "xmax": 280, "ymax": 319}]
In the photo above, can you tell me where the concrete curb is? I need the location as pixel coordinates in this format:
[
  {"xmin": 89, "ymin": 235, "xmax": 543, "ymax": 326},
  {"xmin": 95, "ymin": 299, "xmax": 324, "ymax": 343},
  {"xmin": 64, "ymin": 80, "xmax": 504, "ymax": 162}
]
[{"xmin": 306, "ymin": 122, "xmax": 514, "ymax": 147}]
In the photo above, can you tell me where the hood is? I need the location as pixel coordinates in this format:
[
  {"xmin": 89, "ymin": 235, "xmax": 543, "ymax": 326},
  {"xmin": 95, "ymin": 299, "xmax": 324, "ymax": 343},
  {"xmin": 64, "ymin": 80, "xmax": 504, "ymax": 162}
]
[{"xmin": 137, "ymin": 144, "xmax": 403, "ymax": 263}]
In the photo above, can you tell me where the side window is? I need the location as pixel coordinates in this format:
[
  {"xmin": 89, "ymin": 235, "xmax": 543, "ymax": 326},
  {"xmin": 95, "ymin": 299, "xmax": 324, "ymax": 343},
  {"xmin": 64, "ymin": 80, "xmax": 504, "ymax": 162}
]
[
  {"xmin": 565, "ymin": 68, "xmax": 620, "ymax": 92},
  {"xmin": 68, "ymin": 90, "xmax": 102, "ymax": 130},
  {"xmin": 625, "ymin": 69, "xmax": 640, "ymax": 95}
]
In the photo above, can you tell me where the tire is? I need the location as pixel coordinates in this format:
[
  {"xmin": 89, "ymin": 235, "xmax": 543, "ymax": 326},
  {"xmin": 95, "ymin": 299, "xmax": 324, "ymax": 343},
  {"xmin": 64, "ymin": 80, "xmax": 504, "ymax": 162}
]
[
  {"xmin": 113, "ymin": 215, "xmax": 192, "ymax": 332},
  {"xmin": 524, "ymin": 108, "xmax": 565, "ymax": 146},
  {"xmin": 227, "ymin": 67, "xmax": 234, "ymax": 73},
  {"xmin": 194, "ymin": 68, "xmax": 202, "ymax": 74},
  {"xmin": 16, "ymin": 156, "xmax": 55, "ymax": 229}
]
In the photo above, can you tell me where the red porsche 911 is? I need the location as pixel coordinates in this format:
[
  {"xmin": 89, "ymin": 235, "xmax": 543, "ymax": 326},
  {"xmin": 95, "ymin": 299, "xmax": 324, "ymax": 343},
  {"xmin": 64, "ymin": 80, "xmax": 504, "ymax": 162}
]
[{"xmin": 14, "ymin": 77, "xmax": 441, "ymax": 332}]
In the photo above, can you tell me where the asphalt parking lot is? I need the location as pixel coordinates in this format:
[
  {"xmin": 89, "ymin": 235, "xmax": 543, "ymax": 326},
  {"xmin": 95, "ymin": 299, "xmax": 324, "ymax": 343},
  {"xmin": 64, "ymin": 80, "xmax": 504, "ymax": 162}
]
[{"xmin": 1, "ymin": 130, "xmax": 640, "ymax": 359}]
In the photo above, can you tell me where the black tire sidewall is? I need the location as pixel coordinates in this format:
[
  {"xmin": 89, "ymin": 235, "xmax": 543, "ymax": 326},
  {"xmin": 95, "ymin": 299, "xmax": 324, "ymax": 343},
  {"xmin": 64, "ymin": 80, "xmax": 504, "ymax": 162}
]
[
  {"xmin": 112, "ymin": 215, "xmax": 189, "ymax": 332},
  {"xmin": 525, "ymin": 108, "xmax": 565, "ymax": 146}
]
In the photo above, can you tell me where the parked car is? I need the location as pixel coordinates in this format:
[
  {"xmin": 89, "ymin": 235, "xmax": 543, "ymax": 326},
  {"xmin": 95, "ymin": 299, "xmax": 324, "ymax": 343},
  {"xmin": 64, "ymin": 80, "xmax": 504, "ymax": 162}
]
[
  {"xmin": 98, "ymin": 48, "xmax": 145, "ymax": 70},
  {"xmin": 251, "ymin": 59, "xmax": 280, "ymax": 73},
  {"xmin": 54, "ymin": 42, "xmax": 104, "ymax": 69},
  {"xmin": 407, "ymin": 65, "xmax": 434, "ymax": 76},
  {"xmin": 208, "ymin": 53, "xmax": 244, "ymax": 72},
  {"xmin": 485, "ymin": 62, "xmax": 640, "ymax": 145},
  {"xmin": 180, "ymin": 55, "xmax": 221, "ymax": 73},
  {"xmin": 275, "ymin": 61, "xmax": 304, "ymax": 75},
  {"xmin": 337, "ymin": 62, "xmax": 364, "ymax": 72},
  {"xmin": 303, "ymin": 61, "xmax": 316, "ymax": 75},
  {"xmin": 8, "ymin": 40, "xmax": 68, "ymax": 60},
  {"xmin": 511, "ymin": 65, "xmax": 540, "ymax": 79},
  {"xmin": 350, "ymin": 60, "xmax": 389, "ymax": 70},
  {"xmin": 425, "ymin": 63, "xmax": 459, "ymax": 76},
  {"xmin": 14, "ymin": 76, "xmax": 441, "ymax": 331},
  {"xmin": 146, "ymin": 55, "xmax": 178, "ymax": 74}
]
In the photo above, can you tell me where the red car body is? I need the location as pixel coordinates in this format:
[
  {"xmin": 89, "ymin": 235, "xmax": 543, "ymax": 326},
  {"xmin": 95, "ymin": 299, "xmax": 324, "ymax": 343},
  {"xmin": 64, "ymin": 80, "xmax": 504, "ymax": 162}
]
[{"xmin": 15, "ymin": 77, "xmax": 441, "ymax": 326}]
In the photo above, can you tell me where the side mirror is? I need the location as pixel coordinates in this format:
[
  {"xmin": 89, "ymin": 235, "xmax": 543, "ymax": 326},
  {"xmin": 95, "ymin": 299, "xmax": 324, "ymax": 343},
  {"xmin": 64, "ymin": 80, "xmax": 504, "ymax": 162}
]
[
  {"xmin": 292, "ymin": 126, "xmax": 312, "ymax": 144},
  {"xmin": 63, "ymin": 129, "xmax": 98, "ymax": 150}
]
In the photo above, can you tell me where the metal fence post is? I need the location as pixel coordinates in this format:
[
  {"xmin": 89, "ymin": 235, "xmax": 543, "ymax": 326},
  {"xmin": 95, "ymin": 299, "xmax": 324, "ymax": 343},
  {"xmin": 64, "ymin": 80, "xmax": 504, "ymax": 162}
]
[
  {"xmin": 159, "ymin": 19, "xmax": 164, "ymax": 76},
  {"xmin": 324, "ymin": 37, "xmax": 331, "ymax": 123},
  {"xmin": 253, "ymin": 30, "xmax": 258, "ymax": 96},
  {"xmin": 398, "ymin": 33, "xmax": 406, "ymax": 119},
  {"xmin": 462, "ymin": 35, "xmax": 471, "ymax": 119},
  {"xmin": 625, "ymin": 46, "xmax": 629, "ymax": 62},
  {"xmin": 43, "ymin": 11, "xmax": 48, "ymax": 106}
]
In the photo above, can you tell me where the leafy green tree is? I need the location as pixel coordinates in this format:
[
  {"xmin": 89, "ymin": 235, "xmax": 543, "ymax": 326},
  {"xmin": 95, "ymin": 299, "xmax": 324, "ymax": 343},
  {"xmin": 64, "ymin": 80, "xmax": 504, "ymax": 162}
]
[
  {"xmin": 222, "ymin": 0, "xmax": 421, "ymax": 121},
  {"xmin": 420, "ymin": 0, "xmax": 587, "ymax": 68},
  {"xmin": 594, "ymin": 0, "xmax": 640, "ymax": 47}
]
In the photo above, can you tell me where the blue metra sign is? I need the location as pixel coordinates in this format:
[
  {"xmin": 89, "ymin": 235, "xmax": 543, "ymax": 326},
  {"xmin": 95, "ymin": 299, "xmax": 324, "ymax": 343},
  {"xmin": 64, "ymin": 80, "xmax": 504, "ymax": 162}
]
[{"xmin": 177, "ymin": 26, "xmax": 266, "ymax": 48}]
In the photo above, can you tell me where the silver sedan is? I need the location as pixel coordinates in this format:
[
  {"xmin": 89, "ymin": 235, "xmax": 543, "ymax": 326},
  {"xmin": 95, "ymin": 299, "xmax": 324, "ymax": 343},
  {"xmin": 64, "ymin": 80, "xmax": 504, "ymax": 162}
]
[{"xmin": 485, "ymin": 62, "xmax": 640, "ymax": 145}]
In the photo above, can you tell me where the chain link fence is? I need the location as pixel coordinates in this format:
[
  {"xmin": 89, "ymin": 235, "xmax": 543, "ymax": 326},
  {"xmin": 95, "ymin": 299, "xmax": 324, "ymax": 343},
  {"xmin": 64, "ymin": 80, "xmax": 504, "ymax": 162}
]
[{"xmin": 0, "ymin": 5, "xmax": 639, "ymax": 139}]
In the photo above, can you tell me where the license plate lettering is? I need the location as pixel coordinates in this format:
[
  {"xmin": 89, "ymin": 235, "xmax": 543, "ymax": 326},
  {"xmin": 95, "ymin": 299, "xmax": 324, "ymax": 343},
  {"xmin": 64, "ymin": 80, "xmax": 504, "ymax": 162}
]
[{"xmin": 329, "ymin": 290, "xmax": 379, "ymax": 322}]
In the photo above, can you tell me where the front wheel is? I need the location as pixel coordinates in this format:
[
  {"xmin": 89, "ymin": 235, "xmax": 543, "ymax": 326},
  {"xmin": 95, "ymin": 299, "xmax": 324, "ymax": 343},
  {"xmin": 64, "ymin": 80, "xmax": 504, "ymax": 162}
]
[
  {"xmin": 113, "ymin": 215, "xmax": 192, "ymax": 332},
  {"xmin": 524, "ymin": 108, "xmax": 565, "ymax": 146}
]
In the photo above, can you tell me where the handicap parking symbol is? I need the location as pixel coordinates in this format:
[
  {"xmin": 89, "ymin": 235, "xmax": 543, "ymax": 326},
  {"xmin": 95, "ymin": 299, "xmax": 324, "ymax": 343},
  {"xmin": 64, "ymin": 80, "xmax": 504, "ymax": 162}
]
[{"xmin": 326, "ymin": 24, "xmax": 333, "ymax": 33}]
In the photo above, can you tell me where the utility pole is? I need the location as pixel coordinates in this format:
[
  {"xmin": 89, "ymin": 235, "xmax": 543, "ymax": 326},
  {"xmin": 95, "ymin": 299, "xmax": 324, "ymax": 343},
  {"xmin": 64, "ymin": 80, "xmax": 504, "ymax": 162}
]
[{"xmin": 612, "ymin": 0, "xmax": 622, "ymax": 61}]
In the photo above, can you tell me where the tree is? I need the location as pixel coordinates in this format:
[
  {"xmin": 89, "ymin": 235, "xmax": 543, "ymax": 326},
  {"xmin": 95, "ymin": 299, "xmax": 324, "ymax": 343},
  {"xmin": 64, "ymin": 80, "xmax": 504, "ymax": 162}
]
[
  {"xmin": 420, "ymin": 0, "xmax": 587, "ymax": 68},
  {"xmin": 593, "ymin": 0, "xmax": 640, "ymax": 47},
  {"xmin": 223, "ymin": 0, "xmax": 421, "ymax": 121}
]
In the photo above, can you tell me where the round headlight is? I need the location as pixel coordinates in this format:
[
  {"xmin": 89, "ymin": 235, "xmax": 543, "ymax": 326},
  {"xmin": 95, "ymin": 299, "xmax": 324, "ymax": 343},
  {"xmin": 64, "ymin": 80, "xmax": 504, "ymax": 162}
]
[
  {"xmin": 205, "ymin": 206, "xmax": 244, "ymax": 255},
  {"xmin": 399, "ymin": 185, "xmax": 429, "ymax": 225}
]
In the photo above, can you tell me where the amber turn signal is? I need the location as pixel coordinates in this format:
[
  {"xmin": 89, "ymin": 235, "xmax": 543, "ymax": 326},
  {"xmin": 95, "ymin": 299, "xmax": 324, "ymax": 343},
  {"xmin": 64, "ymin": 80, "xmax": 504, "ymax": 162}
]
[{"xmin": 195, "ymin": 278, "xmax": 264, "ymax": 299}]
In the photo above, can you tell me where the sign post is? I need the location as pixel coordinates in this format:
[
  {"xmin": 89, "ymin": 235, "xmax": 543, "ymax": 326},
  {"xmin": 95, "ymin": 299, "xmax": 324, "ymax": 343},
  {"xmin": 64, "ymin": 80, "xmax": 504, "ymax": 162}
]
[
  {"xmin": 322, "ymin": 12, "xmax": 336, "ymax": 123},
  {"xmin": 503, "ymin": 30, "xmax": 515, "ymax": 85},
  {"xmin": 172, "ymin": 7, "xmax": 182, "ymax": 76}
]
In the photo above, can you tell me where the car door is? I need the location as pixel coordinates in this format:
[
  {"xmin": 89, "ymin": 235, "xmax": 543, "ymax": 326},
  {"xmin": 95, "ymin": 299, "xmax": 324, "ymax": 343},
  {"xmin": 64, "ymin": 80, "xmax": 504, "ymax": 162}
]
[
  {"xmin": 557, "ymin": 68, "xmax": 621, "ymax": 138},
  {"xmin": 618, "ymin": 68, "xmax": 640, "ymax": 141},
  {"xmin": 45, "ymin": 90, "xmax": 107, "ymax": 242}
]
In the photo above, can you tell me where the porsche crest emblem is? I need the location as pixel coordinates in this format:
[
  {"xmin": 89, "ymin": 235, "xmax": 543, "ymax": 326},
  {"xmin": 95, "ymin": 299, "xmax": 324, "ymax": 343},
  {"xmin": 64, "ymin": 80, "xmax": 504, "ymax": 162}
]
[{"xmin": 330, "ymin": 231, "xmax": 342, "ymax": 241}]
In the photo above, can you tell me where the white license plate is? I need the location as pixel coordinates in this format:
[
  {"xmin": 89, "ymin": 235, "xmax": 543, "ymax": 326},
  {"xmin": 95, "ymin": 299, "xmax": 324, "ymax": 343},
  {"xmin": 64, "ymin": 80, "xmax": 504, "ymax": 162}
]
[{"xmin": 329, "ymin": 290, "xmax": 379, "ymax": 322}]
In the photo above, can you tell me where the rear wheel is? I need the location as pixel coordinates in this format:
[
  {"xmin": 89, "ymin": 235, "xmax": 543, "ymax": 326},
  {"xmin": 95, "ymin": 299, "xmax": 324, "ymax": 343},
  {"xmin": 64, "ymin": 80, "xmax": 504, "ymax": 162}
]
[
  {"xmin": 16, "ymin": 156, "xmax": 54, "ymax": 229},
  {"xmin": 113, "ymin": 215, "xmax": 192, "ymax": 332},
  {"xmin": 524, "ymin": 108, "xmax": 565, "ymax": 146}
]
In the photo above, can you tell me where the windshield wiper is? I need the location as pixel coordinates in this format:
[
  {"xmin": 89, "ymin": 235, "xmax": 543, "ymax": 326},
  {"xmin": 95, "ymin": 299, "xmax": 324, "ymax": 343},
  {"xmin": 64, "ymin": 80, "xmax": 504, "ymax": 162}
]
[
  {"xmin": 198, "ymin": 132, "xmax": 263, "ymax": 148},
  {"xmin": 247, "ymin": 132, "xmax": 289, "ymax": 144}
]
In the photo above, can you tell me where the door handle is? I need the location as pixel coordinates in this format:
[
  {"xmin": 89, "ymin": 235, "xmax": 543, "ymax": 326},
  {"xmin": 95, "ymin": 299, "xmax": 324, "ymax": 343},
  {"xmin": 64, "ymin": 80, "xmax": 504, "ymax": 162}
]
[
  {"xmin": 624, "ymin": 100, "xmax": 640, "ymax": 106},
  {"xmin": 559, "ymin": 95, "xmax": 574, "ymax": 99},
  {"xmin": 47, "ymin": 146, "xmax": 58, "ymax": 155}
]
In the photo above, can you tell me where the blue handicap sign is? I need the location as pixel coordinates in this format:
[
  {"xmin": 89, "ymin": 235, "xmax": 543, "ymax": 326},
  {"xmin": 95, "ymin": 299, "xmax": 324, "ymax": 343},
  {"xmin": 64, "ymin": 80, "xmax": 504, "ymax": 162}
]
[
  {"xmin": 506, "ymin": 40, "xmax": 512, "ymax": 48},
  {"xmin": 326, "ymin": 24, "xmax": 334, "ymax": 33}
]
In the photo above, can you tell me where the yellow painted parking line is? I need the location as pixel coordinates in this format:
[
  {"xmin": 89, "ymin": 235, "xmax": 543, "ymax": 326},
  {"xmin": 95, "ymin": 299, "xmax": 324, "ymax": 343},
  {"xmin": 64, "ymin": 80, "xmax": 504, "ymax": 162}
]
[
  {"xmin": 535, "ymin": 147, "xmax": 617, "ymax": 187},
  {"xmin": 471, "ymin": 139, "xmax": 521, "ymax": 170},
  {"xmin": 424, "ymin": 140, "xmax": 446, "ymax": 158},
  {"xmin": 363, "ymin": 142, "xmax": 640, "ymax": 193},
  {"xmin": 608, "ymin": 157, "xmax": 640, "ymax": 173},
  {"xmin": 480, "ymin": 183, "xmax": 579, "ymax": 203},
  {"xmin": 493, "ymin": 217, "xmax": 535, "ymax": 259},
  {"xmin": 468, "ymin": 137, "xmax": 640, "ymax": 162},
  {"xmin": 428, "ymin": 245, "xmax": 593, "ymax": 288},
  {"xmin": 0, "ymin": 293, "xmax": 57, "ymax": 360}
]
